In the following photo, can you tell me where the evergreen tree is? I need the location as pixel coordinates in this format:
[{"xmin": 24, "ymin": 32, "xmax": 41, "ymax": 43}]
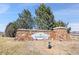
[
  {"xmin": 5, "ymin": 9, "xmax": 33, "ymax": 37},
  {"xmin": 35, "ymin": 4, "xmax": 55, "ymax": 30},
  {"xmin": 17, "ymin": 9, "xmax": 33, "ymax": 29},
  {"xmin": 5, "ymin": 22, "xmax": 17, "ymax": 37}
]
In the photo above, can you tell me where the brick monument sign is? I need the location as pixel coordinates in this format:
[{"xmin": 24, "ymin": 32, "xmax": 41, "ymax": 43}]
[{"xmin": 15, "ymin": 27, "xmax": 70, "ymax": 41}]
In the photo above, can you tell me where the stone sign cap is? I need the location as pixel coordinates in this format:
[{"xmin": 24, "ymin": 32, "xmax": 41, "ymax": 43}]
[{"xmin": 53, "ymin": 27, "xmax": 67, "ymax": 30}]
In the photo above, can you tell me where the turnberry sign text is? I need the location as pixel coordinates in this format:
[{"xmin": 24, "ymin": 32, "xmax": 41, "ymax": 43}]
[{"xmin": 31, "ymin": 32, "xmax": 49, "ymax": 40}]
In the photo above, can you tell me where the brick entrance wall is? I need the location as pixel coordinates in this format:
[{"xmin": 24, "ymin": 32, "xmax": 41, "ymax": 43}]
[{"xmin": 15, "ymin": 27, "xmax": 70, "ymax": 41}]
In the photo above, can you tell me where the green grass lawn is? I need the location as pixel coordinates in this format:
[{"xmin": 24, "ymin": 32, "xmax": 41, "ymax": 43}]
[{"xmin": 0, "ymin": 37, "xmax": 79, "ymax": 55}]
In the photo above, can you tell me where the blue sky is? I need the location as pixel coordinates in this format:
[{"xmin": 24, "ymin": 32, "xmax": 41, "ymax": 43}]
[{"xmin": 0, "ymin": 3, "xmax": 79, "ymax": 32}]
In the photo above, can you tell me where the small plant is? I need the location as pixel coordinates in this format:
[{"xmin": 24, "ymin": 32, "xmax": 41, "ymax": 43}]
[{"xmin": 48, "ymin": 42, "xmax": 52, "ymax": 49}]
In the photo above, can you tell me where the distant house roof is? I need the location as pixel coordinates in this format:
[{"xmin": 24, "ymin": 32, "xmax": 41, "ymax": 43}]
[{"xmin": 70, "ymin": 31, "xmax": 79, "ymax": 36}]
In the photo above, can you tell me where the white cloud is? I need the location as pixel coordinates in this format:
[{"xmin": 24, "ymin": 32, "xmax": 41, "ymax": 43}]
[
  {"xmin": 53, "ymin": 5, "xmax": 79, "ymax": 21},
  {"xmin": 54, "ymin": 9, "xmax": 79, "ymax": 16},
  {"xmin": 68, "ymin": 23, "xmax": 79, "ymax": 31},
  {"xmin": 53, "ymin": 5, "xmax": 79, "ymax": 31},
  {"xmin": 0, "ymin": 4, "xmax": 10, "ymax": 14},
  {"xmin": 0, "ymin": 24, "xmax": 6, "ymax": 32}
]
